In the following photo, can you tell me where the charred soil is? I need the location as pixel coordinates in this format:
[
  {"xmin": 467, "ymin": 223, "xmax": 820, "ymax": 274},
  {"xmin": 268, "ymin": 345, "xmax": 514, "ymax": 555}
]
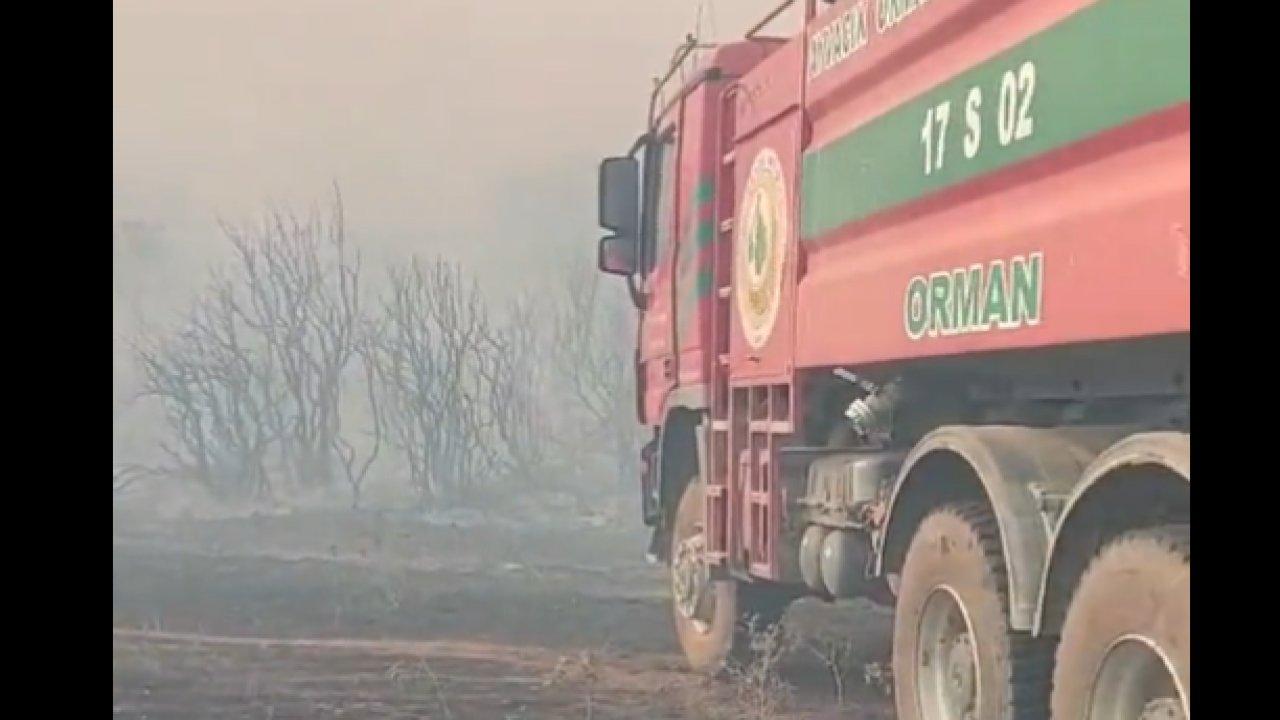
[{"xmin": 112, "ymin": 509, "xmax": 894, "ymax": 719}]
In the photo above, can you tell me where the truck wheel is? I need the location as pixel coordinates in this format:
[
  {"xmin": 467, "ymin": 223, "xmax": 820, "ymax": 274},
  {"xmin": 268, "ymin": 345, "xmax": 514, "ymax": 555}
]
[
  {"xmin": 1051, "ymin": 526, "xmax": 1189, "ymax": 720},
  {"xmin": 669, "ymin": 479, "xmax": 791, "ymax": 673},
  {"xmin": 893, "ymin": 503, "xmax": 1051, "ymax": 720}
]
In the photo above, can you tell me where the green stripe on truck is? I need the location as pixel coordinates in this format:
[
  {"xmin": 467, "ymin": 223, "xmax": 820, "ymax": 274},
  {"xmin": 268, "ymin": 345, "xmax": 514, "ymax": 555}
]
[{"xmin": 800, "ymin": 0, "xmax": 1190, "ymax": 241}]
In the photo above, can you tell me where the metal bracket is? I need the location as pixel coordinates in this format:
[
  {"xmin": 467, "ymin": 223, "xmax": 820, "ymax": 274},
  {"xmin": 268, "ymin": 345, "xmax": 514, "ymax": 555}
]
[{"xmin": 1028, "ymin": 483, "xmax": 1068, "ymax": 528}]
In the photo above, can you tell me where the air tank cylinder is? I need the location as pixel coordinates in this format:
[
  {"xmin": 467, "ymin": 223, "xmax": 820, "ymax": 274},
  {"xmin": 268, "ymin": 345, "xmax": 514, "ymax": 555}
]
[
  {"xmin": 819, "ymin": 528, "xmax": 872, "ymax": 599},
  {"xmin": 799, "ymin": 524, "xmax": 829, "ymax": 595}
]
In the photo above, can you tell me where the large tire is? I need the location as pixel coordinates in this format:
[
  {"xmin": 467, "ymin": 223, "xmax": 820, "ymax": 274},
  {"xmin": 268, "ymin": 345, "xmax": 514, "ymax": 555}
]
[
  {"xmin": 893, "ymin": 503, "xmax": 1052, "ymax": 720},
  {"xmin": 669, "ymin": 479, "xmax": 792, "ymax": 673},
  {"xmin": 1051, "ymin": 526, "xmax": 1190, "ymax": 720}
]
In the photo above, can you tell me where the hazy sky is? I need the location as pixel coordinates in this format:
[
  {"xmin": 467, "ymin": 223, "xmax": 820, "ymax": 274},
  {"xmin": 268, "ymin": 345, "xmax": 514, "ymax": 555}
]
[
  {"xmin": 112, "ymin": 0, "xmax": 803, "ymax": 458},
  {"xmin": 113, "ymin": 0, "xmax": 785, "ymax": 285}
]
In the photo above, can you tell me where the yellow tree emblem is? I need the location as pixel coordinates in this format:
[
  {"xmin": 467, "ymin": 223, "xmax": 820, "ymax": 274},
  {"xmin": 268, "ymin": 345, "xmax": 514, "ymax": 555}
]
[
  {"xmin": 749, "ymin": 196, "xmax": 770, "ymax": 278},
  {"xmin": 736, "ymin": 148, "xmax": 788, "ymax": 350}
]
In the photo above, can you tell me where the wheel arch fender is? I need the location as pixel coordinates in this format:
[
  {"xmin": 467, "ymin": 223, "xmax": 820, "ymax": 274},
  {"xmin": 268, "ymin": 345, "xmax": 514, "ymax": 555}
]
[
  {"xmin": 648, "ymin": 404, "xmax": 707, "ymax": 561},
  {"xmin": 1034, "ymin": 431, "xmax": 1190, "ymax": 636},
  {"xmin": 876, "ymin": 426, "xmax": 1124, "ymax": 630},
  {"xmin": 658, "ymin": 406, "xmax": 705, "ymax": 501}
]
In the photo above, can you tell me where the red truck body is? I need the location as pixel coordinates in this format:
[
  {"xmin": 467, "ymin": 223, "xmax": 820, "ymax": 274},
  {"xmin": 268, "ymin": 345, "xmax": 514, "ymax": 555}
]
[
  {"xmin": 598, "ymin": 3, "xmax": 1188, "ymax": 711},
  {"xmin": 628, "ymin": 0, "xmax": 1188, "ymax": 581}
]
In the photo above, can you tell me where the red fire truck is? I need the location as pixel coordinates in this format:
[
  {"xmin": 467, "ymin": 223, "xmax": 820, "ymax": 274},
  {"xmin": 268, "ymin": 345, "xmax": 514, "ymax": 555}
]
[{"xmin": 596, "ymin": 0, "xmax": 1188, "ymax": 717}]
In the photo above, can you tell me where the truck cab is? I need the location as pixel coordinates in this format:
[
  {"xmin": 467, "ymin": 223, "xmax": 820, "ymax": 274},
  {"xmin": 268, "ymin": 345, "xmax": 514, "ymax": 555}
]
[{"xmin": 598, "ymin": 39, "xmax": 781, "ymax": 431}]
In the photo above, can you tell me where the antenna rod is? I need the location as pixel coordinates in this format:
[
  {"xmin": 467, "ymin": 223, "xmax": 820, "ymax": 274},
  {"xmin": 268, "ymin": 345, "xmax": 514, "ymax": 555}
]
[{"xmin": 745, "ymin": 0, "xmax": 796, "ymax": 39}]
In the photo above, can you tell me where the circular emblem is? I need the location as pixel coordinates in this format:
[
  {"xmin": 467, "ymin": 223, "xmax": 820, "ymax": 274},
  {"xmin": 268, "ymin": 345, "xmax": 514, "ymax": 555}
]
[{"xmin": 735, "ymin": 148, "xmax": 789, "ymax": 350}]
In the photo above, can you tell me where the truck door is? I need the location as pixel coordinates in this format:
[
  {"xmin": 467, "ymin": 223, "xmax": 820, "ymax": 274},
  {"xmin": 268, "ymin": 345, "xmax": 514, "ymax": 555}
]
[{"xmin": 638, "ymin": 126, "xmax": 680, "ymax": 424}]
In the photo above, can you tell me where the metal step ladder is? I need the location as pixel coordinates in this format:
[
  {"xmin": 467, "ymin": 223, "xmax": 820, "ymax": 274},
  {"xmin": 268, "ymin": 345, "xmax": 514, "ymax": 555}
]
[{"xmin": 705, "ymin": 83, "xmax": 738, "ymax": 568}]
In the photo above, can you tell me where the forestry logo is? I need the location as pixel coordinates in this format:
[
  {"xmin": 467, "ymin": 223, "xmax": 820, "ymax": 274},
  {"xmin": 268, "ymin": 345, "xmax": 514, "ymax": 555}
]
[
  {"xmin": 904, "ymin": 252, "xmax": 1043, "ymax": 340},
  {"xmin": 736, "ymin": 148, "xmax": 789, "ymax": 350}
]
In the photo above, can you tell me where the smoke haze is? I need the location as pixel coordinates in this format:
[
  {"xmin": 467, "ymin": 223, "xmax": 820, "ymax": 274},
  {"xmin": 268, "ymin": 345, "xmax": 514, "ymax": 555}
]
[
  {"xmin": 113, "ymin": 0, "xmax": 780, "ymax": 279},
  {"xmin": 112, "ymin": 0, "xmax": 795, "ymax": 474}
]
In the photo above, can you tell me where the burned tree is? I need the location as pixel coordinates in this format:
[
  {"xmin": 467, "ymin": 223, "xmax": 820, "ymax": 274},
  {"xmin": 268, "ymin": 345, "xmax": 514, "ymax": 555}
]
[
  {"xmin": 219, "ymin": 186, "xmax": 366, "ymax": 494},
  {"xmin": 134, "ymin": 279, "xmax": 281, "ymax": 499},
  {"xmin": 332, "ymin": 318, "xmax": 385, "ymax": 509},
  {"xmin": 481, "ymin": 293, "xmax": 555, "ymax": 485},
  {"xmin": 550, "ymin": 258, "xmax": 637, "ymax": 486},
  {"xmin": 132, "ymin": 187, "xmax": 379, "ymax": 505},
  {"xmin": 113, "ymin": 463, "xmax": 160, "ymax": 496},
  {"xmin": 129, "ymin": 188, "xmax": 639, "ymax": 509},
  {"xmin": 374, "ymin": 258, "xmax": 499, "ymax": 506}
]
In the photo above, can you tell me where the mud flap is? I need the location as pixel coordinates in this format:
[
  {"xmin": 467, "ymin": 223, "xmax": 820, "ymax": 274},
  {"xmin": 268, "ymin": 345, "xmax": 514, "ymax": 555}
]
[
  {"xmin": 641, "ymin": 438, "xmax": 668, "ymax": 564},
  {"xmin": 640, "ymin": 439, "xmax": 659, "ymax": 526}
]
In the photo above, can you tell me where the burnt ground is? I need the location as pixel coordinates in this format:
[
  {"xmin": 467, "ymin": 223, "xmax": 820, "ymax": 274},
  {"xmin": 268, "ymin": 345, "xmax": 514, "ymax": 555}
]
[{"xmin": 112, "ymin": 507, "xmax": 895, "ymax": 719}]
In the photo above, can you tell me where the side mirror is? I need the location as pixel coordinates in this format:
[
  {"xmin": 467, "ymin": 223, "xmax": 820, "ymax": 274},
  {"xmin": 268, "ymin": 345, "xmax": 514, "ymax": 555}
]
[
  {"xmin": 598, "ymin": 234, "xmax": 637, "ymax": 276},
  {"xmin": 598, "ymin": 156, "xmax": 639, "ymax": 236}
]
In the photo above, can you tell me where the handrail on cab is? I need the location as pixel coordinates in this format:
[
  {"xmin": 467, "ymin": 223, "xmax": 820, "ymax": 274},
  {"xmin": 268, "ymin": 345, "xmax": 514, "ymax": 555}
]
[
  {"xmin": 647, "ymin": 34, "xmax": 717, "ymax": 128},
  {"xmin": 647, "ymin": 0, "xmax": 817, "ymax": 127}
]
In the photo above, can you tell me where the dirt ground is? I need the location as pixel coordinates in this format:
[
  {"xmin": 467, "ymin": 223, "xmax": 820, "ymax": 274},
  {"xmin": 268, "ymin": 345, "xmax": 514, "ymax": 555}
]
[{"xmin": 112, "ymin": 507, "xmax": 895, "ymax": 719}]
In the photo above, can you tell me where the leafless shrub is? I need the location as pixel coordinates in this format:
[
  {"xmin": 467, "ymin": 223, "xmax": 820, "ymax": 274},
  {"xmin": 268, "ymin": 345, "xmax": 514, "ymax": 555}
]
[
  {"xmin": 373, "ymin": 257, "xmax": 499, "ymax": 506},
  {"xmin": 332, "ymin": 318, "xmax": 384, "ymax": 509},
  {"xmin": 133, "ymin": 279, "xmax": 281, "ymax": 499},
  {"xmin": 220, "ymin": 185, "xmax": 364, "ymax": 494},
  {"xmin": 387, "ymin": 659, "xmax": 454, "ymax": 720},
  {"xmin": 481, "ymin": 293, "xmax": 555, "ymax": 485},
  {"xmin": 541, "ymin": 650, "xmax": 601, "ymax": 720},
  {"xmin": 804, "ymin": 636, "xmax": 858, "ymax": 708},
  {"xmin": 113, "ymin": 463, "xmax": 159, "ymax": 495},
  {"xmin": 863, "ymin": 660, "xmax": 894, "ymax": 698},
  {"xmin": 550, "ymin": 258, "xmax": 637, "ymax": 487},
  {"xmin": 128, "ymin": 189, "xmax": 640, "ymax": 511},
  {"xmin": 132, "ymin": 185, "xmax": 377, "ymax": 506},
  {"xmin": 726, "ymin": 621, "xmax": 797, "ymax": 720}
]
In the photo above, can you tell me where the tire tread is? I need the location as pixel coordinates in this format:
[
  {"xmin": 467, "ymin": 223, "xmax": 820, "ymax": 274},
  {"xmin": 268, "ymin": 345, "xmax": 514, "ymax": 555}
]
[
  {"xmin": 949, "ymin": 502, "xmax": 1055, "ymax": 720},
  {"xmin": 1051, "ymin": 523, "xmax": 1190, "ymax": 719}
]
